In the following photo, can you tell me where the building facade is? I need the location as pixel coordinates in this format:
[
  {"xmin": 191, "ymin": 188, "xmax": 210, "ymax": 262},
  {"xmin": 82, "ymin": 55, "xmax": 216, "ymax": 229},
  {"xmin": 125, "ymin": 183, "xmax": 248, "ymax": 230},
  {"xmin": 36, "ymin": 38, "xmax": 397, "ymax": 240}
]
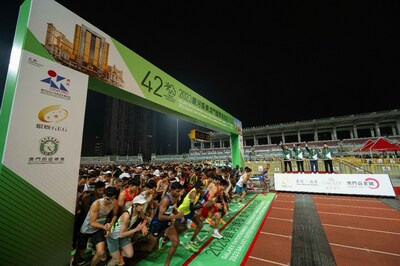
[
  {"xmin": 102, "ymin": 97, "xmax": 157, "ymax": 161},
  {"xmin": 201, "ymin": 109, "xmax": 400, "ymax": 149}
]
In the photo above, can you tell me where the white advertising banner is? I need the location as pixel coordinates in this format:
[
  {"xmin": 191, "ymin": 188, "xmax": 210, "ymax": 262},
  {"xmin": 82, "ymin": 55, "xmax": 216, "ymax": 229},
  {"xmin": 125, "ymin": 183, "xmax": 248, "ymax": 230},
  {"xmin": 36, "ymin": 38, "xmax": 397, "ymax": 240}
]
[
  {"xmin": 274, "ymin": 173, "xmax": 396, "ymax": 197},
  {"xmin": 2, "ymin": 51, "xmax": 88, "ymax": 213}
]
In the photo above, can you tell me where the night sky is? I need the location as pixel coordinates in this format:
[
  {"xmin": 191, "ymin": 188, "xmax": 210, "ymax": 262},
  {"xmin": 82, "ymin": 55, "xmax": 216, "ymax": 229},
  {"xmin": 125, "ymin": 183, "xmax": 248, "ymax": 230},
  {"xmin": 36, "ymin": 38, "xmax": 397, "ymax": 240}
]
[{"xmin": 1, "ymin": 0, "xmax": 399, "ymax": 152}]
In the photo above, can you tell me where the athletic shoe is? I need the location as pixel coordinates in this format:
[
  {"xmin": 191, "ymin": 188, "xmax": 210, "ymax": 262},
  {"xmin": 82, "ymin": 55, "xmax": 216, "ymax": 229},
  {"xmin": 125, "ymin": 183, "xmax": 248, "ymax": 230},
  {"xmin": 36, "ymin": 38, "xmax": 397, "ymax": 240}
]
[
  {"xmin": 191, "ymin": 222, "xmax": 197, "ymax": 228},
  {"xmin": 180, "ymin": 241, "xmax": 188, "ymax": 249},
  {"xmin": 220, "ymin": 219, "xmax": 226, "ymax": 225},
  {"xmin": 158, "ymin": 237, "xmax": 166, "ymax": 251},
  {"xmin": 187, "ymin": 242, "xmax": 199, "ymax": 253},
  {"xmin": 72, "ymin": 258, "xmax": 86, "ymax": 266},
  {"xmin": 212, "ymin": 231, "xmax": 223, "ymax": 239},
  {"xmin": 186, "ymin": 219, "xmax": 193, "ymax": 229},
  {"xmin": 189, "ymin": 240, "xmax": 199, "ymax": 247},
  {"xmin": 206, "ymin": 218, "xmax": 214, "ymax": 227}
]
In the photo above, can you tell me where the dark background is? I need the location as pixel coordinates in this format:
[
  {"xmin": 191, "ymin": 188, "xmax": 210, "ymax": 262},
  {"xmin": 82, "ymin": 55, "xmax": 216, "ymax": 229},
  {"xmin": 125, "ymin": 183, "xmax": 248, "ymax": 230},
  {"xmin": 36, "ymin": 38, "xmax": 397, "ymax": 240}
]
[{"xmin": 1, "ymin": 0, "xmax": 399, "ymax": 153}]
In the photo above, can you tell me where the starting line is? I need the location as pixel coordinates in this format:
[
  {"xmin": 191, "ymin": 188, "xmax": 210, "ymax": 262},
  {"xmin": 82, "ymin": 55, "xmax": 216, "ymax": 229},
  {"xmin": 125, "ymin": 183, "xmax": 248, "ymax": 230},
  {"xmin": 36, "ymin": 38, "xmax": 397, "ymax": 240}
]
[{"xmin": 136, "ymin": 192, "xmax": 275, "ymax": 266}]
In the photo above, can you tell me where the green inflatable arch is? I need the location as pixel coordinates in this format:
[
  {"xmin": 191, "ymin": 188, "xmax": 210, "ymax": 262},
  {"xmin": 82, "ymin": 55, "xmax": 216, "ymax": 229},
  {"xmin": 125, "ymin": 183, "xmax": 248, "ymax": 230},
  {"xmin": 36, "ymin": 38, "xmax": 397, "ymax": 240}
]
[{"xmin": 0, "ymin": 0, "xmax": 244, "ymax": 263}]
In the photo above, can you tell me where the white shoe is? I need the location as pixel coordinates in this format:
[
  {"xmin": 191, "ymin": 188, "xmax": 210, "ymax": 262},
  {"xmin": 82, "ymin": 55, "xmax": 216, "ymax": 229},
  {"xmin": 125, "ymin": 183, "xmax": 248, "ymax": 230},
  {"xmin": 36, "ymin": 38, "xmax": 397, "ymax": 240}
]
[
  {"xmin": 212, "ymin": 231, "xmax": 223, "ymax": 239},
  {"xmin": 180, "ymin": 241, "xmax": 188, "ymax": 249},
  {"xmin": 186, "ymin": 219, "xmax": 193, "ymax": 229},
  {"xmin": 189, "ymin": 240, "xmax": 199, "ymax": 246}
]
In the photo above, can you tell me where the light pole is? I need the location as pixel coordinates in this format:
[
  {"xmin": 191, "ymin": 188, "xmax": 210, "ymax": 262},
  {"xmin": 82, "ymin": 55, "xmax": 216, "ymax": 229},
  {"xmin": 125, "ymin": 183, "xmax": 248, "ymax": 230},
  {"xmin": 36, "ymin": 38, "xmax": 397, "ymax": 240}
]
[{"xmin": 176, "ymin": 118, "xmax": 179, "ymax": 154}]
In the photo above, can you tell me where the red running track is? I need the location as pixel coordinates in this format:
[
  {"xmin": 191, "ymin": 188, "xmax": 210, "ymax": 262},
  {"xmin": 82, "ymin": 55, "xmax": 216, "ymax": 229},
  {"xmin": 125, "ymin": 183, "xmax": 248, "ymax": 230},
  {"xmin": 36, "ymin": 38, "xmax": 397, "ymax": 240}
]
[{"xmin": 244, "ymin": 192, "xmax": 400, "ymax": 266}]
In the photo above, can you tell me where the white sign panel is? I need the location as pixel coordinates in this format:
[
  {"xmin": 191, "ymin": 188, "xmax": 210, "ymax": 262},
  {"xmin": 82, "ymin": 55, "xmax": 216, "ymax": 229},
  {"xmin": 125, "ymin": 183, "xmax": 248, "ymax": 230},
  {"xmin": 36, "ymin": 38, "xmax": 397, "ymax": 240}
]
[
  {"xmin": 274, "ymin": 173, "xmax": 395, "ymax": 197},
  {"xmin": 3, "ymin": 51, "xmax": 88, "ymax": 213}
]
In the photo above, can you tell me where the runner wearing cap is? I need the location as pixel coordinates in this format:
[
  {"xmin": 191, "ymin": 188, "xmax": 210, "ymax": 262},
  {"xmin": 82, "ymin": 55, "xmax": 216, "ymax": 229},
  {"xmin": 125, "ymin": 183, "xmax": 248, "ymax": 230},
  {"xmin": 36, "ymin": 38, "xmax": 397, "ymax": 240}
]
[{"xmin": 106, "ymin": 194, "xmax": 148, "ymax": 266}]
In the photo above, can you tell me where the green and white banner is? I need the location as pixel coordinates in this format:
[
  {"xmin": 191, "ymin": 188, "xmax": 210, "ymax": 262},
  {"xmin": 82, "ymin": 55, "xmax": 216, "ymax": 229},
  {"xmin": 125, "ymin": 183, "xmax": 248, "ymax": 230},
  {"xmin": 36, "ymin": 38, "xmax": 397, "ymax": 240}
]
[
  {"xmin": 3, "ymin": 50, "xmax": 88, "ymax": 213},
  {"xmin": 24, "ymin": 0, "xmax": 241, "ymax": 135},
  {"xmin": 136, "ymin": 193, "xmax": 275, "ymax": 266}
]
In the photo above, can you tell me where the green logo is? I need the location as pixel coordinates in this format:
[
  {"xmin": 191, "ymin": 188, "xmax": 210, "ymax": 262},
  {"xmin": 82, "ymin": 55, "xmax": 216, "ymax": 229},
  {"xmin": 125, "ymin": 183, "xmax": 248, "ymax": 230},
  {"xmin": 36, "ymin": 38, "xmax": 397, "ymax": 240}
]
[{"xmin": 39, "ymin": 136, "xmax": 59, "ymax": 156}]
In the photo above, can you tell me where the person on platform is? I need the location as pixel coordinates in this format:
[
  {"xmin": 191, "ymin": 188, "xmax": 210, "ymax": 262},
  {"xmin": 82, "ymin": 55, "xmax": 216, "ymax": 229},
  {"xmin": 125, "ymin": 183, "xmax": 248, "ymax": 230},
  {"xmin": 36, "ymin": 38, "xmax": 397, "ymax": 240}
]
[
  {"xmin": 321, "ymin": 143, "xmax": 334, "ymax": 173},
  {"xmin": 279, "ymin": 141, "xmax": 293, "ymax": 173},
  {"xmin": 305, "ymin": 142, "xmax": 320, "ymax": 173},
  {"xmin": 293, "ymin": 143, "xmax": 305, "ymax": 173}
]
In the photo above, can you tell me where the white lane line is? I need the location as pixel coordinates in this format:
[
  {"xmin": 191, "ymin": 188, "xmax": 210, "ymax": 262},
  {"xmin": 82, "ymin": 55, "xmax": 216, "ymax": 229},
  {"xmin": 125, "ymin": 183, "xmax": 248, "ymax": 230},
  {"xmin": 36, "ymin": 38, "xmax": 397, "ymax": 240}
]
[
  {"xmin": 260, "ymin": 231, "xmax": 292, "ymax": 239},
  {"xmin": 312, "ymin": 196, "xmax": 379, "ymax": 202},
  {"xmin": 318, "ymin": 211, "xmax": 400, "ymax": 221},
  {"xmin": 273, "ymin": 207, "xmax": 294, "ymax": 211},
  {"xmin": 248, "ymin": 256, "xmax": 290, "ymax": 265},
  {"xmin": 315, "ymin": 202, "xmax": 398, "ymax": 211},
  {"xmin": 268, "ymin": 217, "xmax": 293, "ymax": 222},
  {"xmin": 330, "ymin": 242, "xmax": 400, "ymax": 257},
  {"xmin": 275, "ymin": 200, "xmax": 296, "ymax": 203},
  {"xmin": 272, "ymin": 207, "xmax": 400, "ymax": 221},
  {"xmin": 323, "ymin": 223, "xmax": 400, "ymax": 235}
]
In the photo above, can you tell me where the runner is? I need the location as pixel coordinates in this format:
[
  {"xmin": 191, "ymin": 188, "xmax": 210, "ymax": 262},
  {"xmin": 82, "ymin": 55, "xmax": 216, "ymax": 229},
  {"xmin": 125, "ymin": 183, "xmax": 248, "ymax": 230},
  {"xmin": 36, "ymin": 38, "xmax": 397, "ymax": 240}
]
[
  {"xmin": 176, "ymin": 180, "xmax": 205, "ymax": 252},
  {"xmin": 200, "ymin": 177, "xmax": 229, "ymax": 239},
  {"xmin": 74, "ymin": 186, "xmax": 118, "ymax": 266},
  {"xmin": 106, "ymin": 194, "xmax": 148, "ymax": 266},
  {"xmin": 233, "ymin": 167, "xmax": 252, "ymax": 203},
  {"xmin": 260, "ymin": 164, "xmax": 270, "ymax": 192},
  {"xmin": 135, "ymin": 182, "xmax": 185, "ymax": 266}
]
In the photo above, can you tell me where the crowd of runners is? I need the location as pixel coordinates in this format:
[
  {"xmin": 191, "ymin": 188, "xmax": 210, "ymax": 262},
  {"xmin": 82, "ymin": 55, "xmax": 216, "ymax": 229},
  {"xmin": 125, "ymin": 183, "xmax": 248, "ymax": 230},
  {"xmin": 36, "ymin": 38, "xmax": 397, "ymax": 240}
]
[{"xmin": 71, "ymin": 162, "xmax": 270, "ymax": 266}]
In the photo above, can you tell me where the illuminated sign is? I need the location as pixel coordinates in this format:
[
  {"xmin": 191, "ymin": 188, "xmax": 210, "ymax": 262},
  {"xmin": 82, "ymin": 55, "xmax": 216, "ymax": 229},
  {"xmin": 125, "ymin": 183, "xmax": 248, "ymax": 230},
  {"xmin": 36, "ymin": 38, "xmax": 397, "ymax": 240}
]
[{"xmin": 189, "ymin": 129, "xmax": 210, "ymax": 142}]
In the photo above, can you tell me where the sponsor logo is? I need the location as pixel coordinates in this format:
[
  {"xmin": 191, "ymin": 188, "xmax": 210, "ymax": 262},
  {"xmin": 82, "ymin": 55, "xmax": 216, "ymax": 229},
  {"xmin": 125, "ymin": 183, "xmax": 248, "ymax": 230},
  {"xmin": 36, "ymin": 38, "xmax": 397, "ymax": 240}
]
[
  {"xmin": 27, "ymin": 136, "xmax": 64, "ymax": 165},
  {"xmin": 38, "ymin": 105, "xmax": 68, "ymax": 123},
  {"xmin": 36, "ymin": 105, "xmax": 68, "ymax": 132},
  {"xmin": 364, "ymin": 177, "xmax": 379, "ymax": 189},
  {"xmin": 346, "ymin": 177, "xmax": 380, "ymax": 189},
  {"xmin": 40, "ymin": 70, "xmax": 71, "ymax": 100},
  {"xmin": 39, "ymin": 136, "xmax": 59, "ymax": 156},
  {"xmin": 164, "ymin": 82, "xmax": 176, "ymax": 103},
  {"xmin": 28, "ymin": 156, "xmax": 64, "ymax": 165}
]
